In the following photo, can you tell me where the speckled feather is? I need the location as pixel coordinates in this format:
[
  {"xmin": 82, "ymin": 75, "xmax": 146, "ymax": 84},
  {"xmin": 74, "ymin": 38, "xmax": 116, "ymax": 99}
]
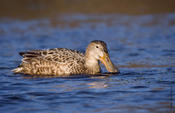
[{"xmin": 16, "ymin": 48, "xmax": 86, "ymax": 76}]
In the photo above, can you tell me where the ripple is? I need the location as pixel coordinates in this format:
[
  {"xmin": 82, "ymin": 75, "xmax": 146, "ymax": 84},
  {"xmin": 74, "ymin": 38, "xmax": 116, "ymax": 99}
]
[
  {"xmin": 0, "ymin": 14, "xmax": 175, "ymax": 113},
  {"xmin": 131, "ymin": 86, "xmax": 148, "ymax": 89}
]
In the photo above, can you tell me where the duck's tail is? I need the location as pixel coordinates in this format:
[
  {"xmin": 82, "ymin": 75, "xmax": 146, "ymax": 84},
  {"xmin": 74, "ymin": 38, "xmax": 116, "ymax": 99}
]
[{"xmin": 12, "ymin": 67, "xmax": 23, "ymax": 73}]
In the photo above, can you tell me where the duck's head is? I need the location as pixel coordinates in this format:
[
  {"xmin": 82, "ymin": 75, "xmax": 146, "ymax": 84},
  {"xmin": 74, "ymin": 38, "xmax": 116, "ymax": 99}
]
[{"xmin": 85, "ymin": 40, "xmax": 119, "ymax": 73}]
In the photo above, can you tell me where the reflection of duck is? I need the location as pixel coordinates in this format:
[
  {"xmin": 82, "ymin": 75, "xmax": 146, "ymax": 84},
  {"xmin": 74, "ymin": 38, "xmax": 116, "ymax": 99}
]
[
  {"xmin": 12, "ymin": 40, "xmax": 119, "ymax": 76},
  {"xmin": 88, "ymin": 81, "xmax": 108, "ymax": 89}
]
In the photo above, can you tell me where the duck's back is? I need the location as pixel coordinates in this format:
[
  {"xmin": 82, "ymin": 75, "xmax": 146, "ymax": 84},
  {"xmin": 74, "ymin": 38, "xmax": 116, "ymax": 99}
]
[{"xmin": 13, "ymin": 48, "xmax": 86, "ymax": 76}]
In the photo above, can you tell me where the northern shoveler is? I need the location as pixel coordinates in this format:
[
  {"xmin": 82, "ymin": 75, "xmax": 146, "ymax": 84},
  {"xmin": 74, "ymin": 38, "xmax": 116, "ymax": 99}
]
[{"xmin": 12, "ymin": 40, "xmax": 119, "ymax": 76}]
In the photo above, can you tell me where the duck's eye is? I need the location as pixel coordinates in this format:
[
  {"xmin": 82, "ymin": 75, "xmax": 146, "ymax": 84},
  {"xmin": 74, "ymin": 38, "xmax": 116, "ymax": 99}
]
[{"xmin": 96, "ymin": 46, "xmax": 99, "ymax": 48}]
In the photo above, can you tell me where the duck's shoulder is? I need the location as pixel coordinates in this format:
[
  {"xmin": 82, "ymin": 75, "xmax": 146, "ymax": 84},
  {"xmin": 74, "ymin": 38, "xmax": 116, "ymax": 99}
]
[
  {"xmin": 50, "ymin": 48, "xmax": 84, "ymax": 57},
  {"xmin": 45, "ymin": 48, "xmax": 85, "ymax": 62}
]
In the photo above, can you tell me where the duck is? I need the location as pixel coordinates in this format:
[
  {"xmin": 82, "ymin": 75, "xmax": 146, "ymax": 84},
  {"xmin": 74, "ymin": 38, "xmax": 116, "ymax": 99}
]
[{"xmin": 12, "ymin": 40, "xmax": 119, "ymax": 76}]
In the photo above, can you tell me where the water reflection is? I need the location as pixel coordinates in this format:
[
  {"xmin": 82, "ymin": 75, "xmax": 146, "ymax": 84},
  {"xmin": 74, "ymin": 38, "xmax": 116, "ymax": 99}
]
[{"xmin": 87, "ymin": 81, "xmax": 108, "ymax": 89}]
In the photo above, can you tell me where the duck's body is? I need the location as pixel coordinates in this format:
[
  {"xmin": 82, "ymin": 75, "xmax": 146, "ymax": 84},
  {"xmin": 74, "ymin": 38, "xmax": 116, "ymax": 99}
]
[{"xmin": 13, "ymin": 40, "xmax": 118, "ymax": 76}]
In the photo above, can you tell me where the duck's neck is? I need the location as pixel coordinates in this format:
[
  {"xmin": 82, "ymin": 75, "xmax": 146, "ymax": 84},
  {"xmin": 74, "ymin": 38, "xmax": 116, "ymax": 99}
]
[{"xmin": 85, "ymin": 54, "xmax": 101, "ymax": 74}]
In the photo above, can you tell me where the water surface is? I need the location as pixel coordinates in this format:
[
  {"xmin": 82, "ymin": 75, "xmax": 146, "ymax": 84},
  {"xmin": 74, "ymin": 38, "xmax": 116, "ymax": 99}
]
[{"xmin": 0, "ymin": 14, "xmax": 175, "ymax": 113}]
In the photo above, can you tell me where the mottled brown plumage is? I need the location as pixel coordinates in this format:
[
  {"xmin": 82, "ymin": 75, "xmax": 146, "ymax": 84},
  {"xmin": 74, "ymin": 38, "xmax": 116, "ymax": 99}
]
[{"xmin": 12, "ymin": 40, "xmax": 119, "ymax": 76}]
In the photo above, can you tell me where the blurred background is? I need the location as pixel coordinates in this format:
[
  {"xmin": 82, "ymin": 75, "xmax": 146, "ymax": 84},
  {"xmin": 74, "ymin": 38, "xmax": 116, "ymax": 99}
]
[{"xmin": 0, "ymin": 0, "xmax": 175, "ymax": 19}]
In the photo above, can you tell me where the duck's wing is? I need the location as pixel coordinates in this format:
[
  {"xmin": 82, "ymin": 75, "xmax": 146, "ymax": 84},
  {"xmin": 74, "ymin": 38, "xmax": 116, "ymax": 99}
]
[{"xmin": 20, "ymin": 48, "xmax": 85, "ymax": 63}]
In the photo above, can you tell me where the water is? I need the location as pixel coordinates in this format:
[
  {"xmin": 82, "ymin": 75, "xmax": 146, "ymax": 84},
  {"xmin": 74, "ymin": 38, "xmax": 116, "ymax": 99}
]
[{"xmin": 0, "ymin": 14, "xmax": 175, "ymax": 113}]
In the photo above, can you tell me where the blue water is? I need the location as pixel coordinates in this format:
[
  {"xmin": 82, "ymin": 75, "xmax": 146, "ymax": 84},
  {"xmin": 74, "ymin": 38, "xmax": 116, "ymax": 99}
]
[{"xmin": 0, "ymin": 14, "xmax": 175, "ymax": 113}]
